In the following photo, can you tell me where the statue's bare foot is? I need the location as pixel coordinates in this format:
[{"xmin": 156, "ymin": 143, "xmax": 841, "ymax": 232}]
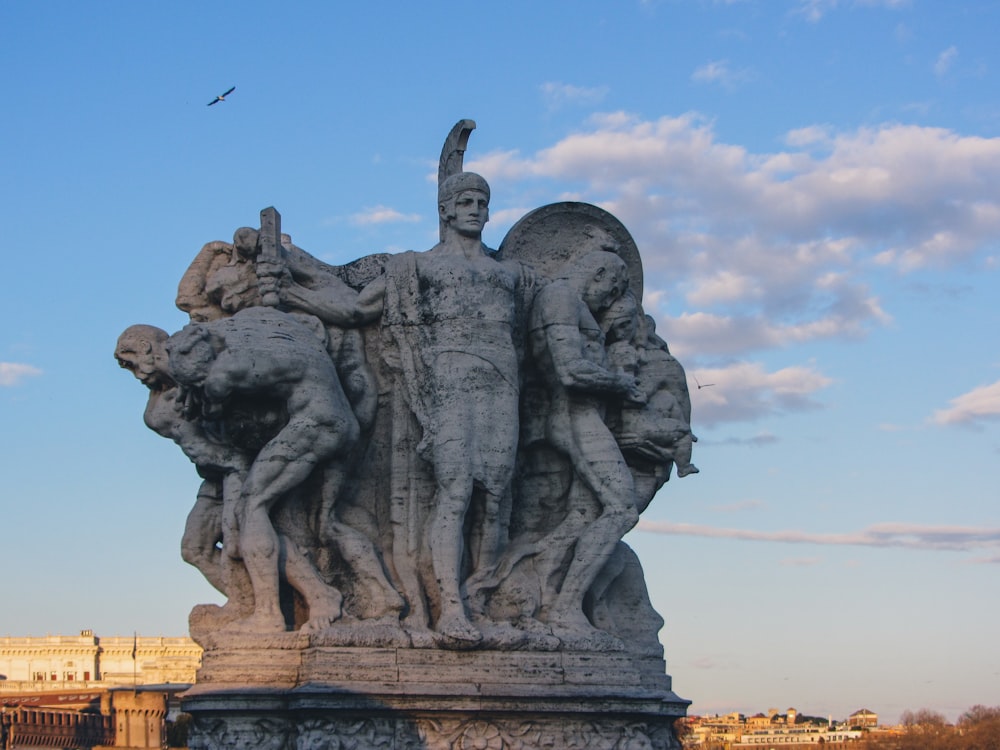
[
  {"xmin": 677, "ymin": 463, "xmax": 699, "ymax": 477},
  {"xmin": 300, "ymin": 589, "xmax": 344, "ymax": 633},
  {"xmin": 406, "ymin": 626, "xmax": 438, "ymax": 649},
  {"xmin": 223, "ymin": 610, "xmax": 287, "ymax": 634},
  {"xmin": 548, "ymin": 609, "xmax": 624, "ymax": 651},
  {"xmin": 300, "ymin": 613, "xmax": 338, "ymax": 634},
  {"xmin": 364, "ymin": 583, "xmax": 405, "ymax": 619},
  {"xmin": 300, "ymin": 599, "xmax": 343, "ymax": 634},
  {"xmin": 551, "ymin": 622, "xmax": 625, "ymax": 652},
  {"xmin": 434, "ymin": 613, "xmax": 483, "ymax": 646}
]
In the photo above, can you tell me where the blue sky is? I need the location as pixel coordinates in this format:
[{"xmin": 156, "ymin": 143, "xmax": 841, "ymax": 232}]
[{"xmin": 1, "ymin": 0, "xmax": 997, "ymax": 725}]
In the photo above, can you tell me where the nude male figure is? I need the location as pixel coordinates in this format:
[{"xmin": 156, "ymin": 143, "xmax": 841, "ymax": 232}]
[
  {"xmin": 115, "ymin": 324, "xmax": 251, "ymax": 609},
  {"xmin": 528, "ymin": 250, "xmax": 644, "ymax": 638},
  {"xmin": 166, "ymin": 307, "xmax": 359, "ymax": 632}
]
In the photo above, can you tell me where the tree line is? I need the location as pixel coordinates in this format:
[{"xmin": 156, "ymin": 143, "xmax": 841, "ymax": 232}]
[{"xmin": 861, "ymin": 705, "xmax": 1000, "ymax": 750}]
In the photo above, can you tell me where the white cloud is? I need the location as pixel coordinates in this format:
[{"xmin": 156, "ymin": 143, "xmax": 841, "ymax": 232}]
[
  {"xmin": 784, "ymin": 125, "xmax": 832, "ymax": 148},
  {"xmin": 795, "ymin": 0, "xmax": 910, "ymax": 22},
  {"xmin": 930, "ymin": 379, "xmax": 1000, "ymax": 427},
  {"xmin": 856, "ymin": 0, "xmax": 910, "ymax": 7},
  {"xmin": 711, "ymin": 433, "xmax": 780, "ymax": 447},
  {"xmin": 691, "ymin": 60, "xmax": 751, "ymax": 87},
  {"xmin": 488, "ymin": 206, "xmax": 535, "ymax": 229},
  {"xmin": 686, "ymin": 361, "xmax": 834, "ymax": 426},
  {"xmin": 540, "ymin": 82, "xmax": 609, "ymax": 110},
  {"xmin": 934, "ymin": 45, "xmax": 958, "ymax": 77},
  {"xmin": 350, "ymin": 205, "xmax": 421, "ymax": 226},
  {"xmin": 0, "ymin": 362, "xmax": 42, "ymax": 387},
  {"xmin": 795, "ymin": 0, "xmax": 837, "ymax": 22},
  {"xmin": 472, "ymin": 114, "xmax": 997, "ymax": 363},
  {"xmin": 636, "ymin": 520, "xmax": 1000, "ymax": 558}
]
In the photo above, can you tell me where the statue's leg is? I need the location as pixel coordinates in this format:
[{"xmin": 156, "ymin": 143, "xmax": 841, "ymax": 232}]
[
  {"xmin": 279, "ymin": 534, "xmax": 343, "ymax": 632},
  {"xmin": 548, "ymin": 411, "xmax": 639, "ymax": 632},
  {"xmin": 182, "ymin": 480, "xmax": 226, "ymax": 594},
  {"xmin": 428, "ymin": 471, "xmax": 481, "ymax": 643}
]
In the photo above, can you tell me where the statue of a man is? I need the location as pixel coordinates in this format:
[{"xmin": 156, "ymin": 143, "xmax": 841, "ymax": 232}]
[
  {"xmin": 115, "ymin": 324, "xmax": 251, "ymax": 613},
  {"xmin": 275, "ymin": 172, "xmax": 534, "ymax": 643},
  {"xmin": 527, "ymin": 249, "xmax": 644, "ymax": 640},
  {"xmin": 166, "ymin": 307, "xmax": 359, "ymax": 633}
]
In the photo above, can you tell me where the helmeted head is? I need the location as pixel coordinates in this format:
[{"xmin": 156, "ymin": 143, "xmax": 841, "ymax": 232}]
[
  {"xmin": 438, "ymin": 171, "xmax": 490, "ymax": 207},
  {"xmin": 439, "ymin": 172, "xmax": 491, "ymax": 240},
  {"xmin": 115, "ymin": 324, "xmax": 172, "ymax": 389}
]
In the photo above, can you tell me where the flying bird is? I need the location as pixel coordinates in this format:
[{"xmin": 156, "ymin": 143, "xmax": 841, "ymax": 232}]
[
  {"xmin": 693, "ymin": 375, "xmax": 715, "ymax": 390},
  {"xmin": 207, "ymin": 86, "xmax": 236, "ymax": 106}
]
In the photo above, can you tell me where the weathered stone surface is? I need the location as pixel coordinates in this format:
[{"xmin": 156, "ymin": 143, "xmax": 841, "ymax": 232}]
[
  {"xmin": 117, "ymin": 119, "xmax": 696, "ymax": 749},
  {"xmin": 185, "ymin": 706, "xmax": 684, "ymax": 750}
]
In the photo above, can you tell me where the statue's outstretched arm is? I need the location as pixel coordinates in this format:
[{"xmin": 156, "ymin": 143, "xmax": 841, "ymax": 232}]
[{"xmin": 281, "ymin": 273, "xmax": 385, "ymax": 327}]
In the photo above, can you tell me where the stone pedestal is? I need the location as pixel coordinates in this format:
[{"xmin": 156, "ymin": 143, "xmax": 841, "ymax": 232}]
[{"xmin": 182, "ymin": 647, "xmax": 688, "ymax": 749}]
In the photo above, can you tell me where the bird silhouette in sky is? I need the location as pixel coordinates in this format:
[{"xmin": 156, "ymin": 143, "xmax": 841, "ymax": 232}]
[
  {"xmin": 207, "ymin": 86, "xmax": 236, "ymax": 106},
  {"xmin": 693, "ymin": 375, "xmax": 715, "ymax": 389}
]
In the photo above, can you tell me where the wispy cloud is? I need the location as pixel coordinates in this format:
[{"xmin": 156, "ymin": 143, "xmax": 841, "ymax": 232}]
[
  {"xmin": 687, "ymin": 361, "xmax": 834, "ymax": 426},
  {"xmin": 350, "ymin": 205, "xmax": 421, "ymax": 226},
  {"xmin": 857, "ymin": 0, "xmax": 910, "ymax": 7},
  {"xmin": 710, "ymin": 433, "xmax": 779, "ymax": 447},
  {"xmin": 540, "ymin": 82, "xmax": 609, "ymax": 110},
  {"xmin": 934, "ymin": 45, "xmax": 958, "ymax": 77},
  {"xmin": 470, "ymin": 111, "xmax": 999, "ymax": 319},
  {"xmin": 467, "ymin": 112, "xmax": 1000, "ymax": 425},
  {"xmin": 930, "ymin": 379, "xmax": 1000, "ymax": 427},
  {"xmin": 795, "ymin": 0, "xmax": 910, "ymax": 22},
  {"xmin": 795, "ymin": 0, "xmax": 838, "ymax": 22},
  {"xmin": 691, "ymin": 60, "xmax": 751, "ymax": 87},
  {"xmin": 636, "ymin": 519, "xmax": 1000, "ymax": 560},
  {"xmin": 0, "ymin": 362, "xmax": 42, "ymax": 387}
]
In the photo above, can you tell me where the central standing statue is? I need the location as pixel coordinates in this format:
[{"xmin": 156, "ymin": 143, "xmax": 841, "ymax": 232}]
[
  {"xmin": 349, "ymin": 171, "xmax": 534, "ymax": 644},
  {"xmin": 118, "ymin": 118, "xmax": 696, "ymax": 750}
]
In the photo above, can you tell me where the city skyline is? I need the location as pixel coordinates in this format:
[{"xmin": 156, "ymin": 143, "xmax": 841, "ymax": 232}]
[{"xmin": 1, "ymin": 0, "xmax": 998, "ymax": 726}]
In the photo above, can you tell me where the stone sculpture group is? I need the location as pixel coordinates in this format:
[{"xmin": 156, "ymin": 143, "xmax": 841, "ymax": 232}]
[{"xmin": 117, "ymin": 121, "xmax": 697, "ymax": 661}]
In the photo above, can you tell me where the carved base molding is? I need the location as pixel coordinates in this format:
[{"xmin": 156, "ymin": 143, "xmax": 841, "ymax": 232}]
[
  {"xmin": 182, "ymin": 648, "xmax": 689, "ymax": 749},
  {"xmin": 183, "ymin": 691, "xmax": 688, "ymax": 750}
]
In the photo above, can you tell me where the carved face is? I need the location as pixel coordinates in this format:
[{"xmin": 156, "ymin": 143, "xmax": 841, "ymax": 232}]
[
  {"xmin": 206, "ymin": 261, "xmax": 261, "ymax": 314},
  {"xmin": 582, "ymin": 256, "xmax": 628, "ymax": 314},
  {"xmin": 115, "ymin": 328, "xmax": 170, "ymax": 389},
  {"xmin": 445, "ymin": 189, "xmax": 489, "ymax": 238},
  {"xmin": 602, "ymin": 294, "xmax": 639, "ymax": 344}
]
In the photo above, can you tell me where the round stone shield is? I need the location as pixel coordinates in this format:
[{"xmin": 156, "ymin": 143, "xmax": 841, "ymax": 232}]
[{"xmin": 497, "ymin": 202, "xmax": 644, "ymax": 302}]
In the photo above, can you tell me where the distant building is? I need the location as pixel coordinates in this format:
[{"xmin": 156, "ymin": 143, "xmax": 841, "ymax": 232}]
[
  {"xmin": 848, "ymin": 708, "xmax": 878, "ymax": 729},
  {"xmin": 1, "ymin": 685, "xmax": 182, "ymax": 749},
  {"xmin": 0, "ymin": 630, "xmax": 200, "ymax": 690},
  {"xmin": 684, "ymin": 707, "xmax": 870, "ymax": 748},
  {"xmin": 733, "ymin": 726, "xmax": 863, "ymax": 747}
]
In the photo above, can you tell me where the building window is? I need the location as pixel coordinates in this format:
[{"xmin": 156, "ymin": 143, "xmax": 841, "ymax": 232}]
[
  {"xmin": 50, "ymin": 672, "xmax": 57, "ymax": 681},
  {"xmin": 83, "ymin": 671, "xmax": 91, "ymax": 681},
  {"xmin": 65, "ymin": 672, "xmax": 76, "ymax": 681},
  {"xmin": 34, "ymin": 672, "xmax": 45, "ymax": 681}
]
